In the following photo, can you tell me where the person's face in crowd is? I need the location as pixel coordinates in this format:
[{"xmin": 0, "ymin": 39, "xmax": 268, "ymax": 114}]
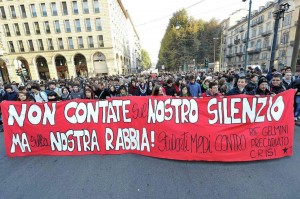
[
  {"xmin": 237, "ymin": 79, "xmax": 246, "ymax": 89},
  {"xmin": 149, "ymin": 82, "xmax": 153, "ymax": 87},
  {"xmin": 182, "ymin": 87, "xmax": 188, "ymax": 95},
  {"xmin": 285, "ymin": 73, "xmax": 292, "ymax": 80},
  {"xmin": 26, "ymin": 85, "xmax": 31, "ymax": 89},
  {"xmin": 6, "ymin": 88, "xmax": 12, "ymax": 93},
  {"xmin": 73, "ymin": 86, "xmax": 79, "ymax": 92},
  {"xmin": 205, "ymin": 80, "xmax": 210, "ymax": 86},
  {"xmin": 158, "ymin": 87, "xmax": 163, "ymax": 95},
  {"xmin": 281, "ymin": 69, "xmax": 286, "ymax": 74},
  {"xmin": 49, "ymin": 84, "xmax": 56, "ymax": 90},
  {"xmin": 40, "ymin": 86, "xmax": 46, "ymax": 91},
  {"xmin": 95, "ymin": 80, "xmax": 99, "ymax": 85},
  {"xmin": 190, "ymin": 79, "xmax": 195, "ymax": 84},
  {"xmin": 209, "ymin": 85, "xmax": 218, "ymax": 95},
  {"xmin": 110, "ymin": 86, "xmax": 115, "ymax": 92},
  {"xmin": 271, "ymin": 77, "xmax": 281, "ymax": 86},
  {"xmin": 99, "ymin": 84, "xmax": 105, "ymax": 90},
  {"xmin": 18, "ymin": 93, "xmax": 27, "ymax": 101},
  {"xmin": 85, "ymin": 85, "xmax": 90, "ymax": 90},
  {"xmin": 259, "ymin": 82, "xmax": 268, "ymax": 91},
  {"xmin": 62, "ymin": 89, "xmax": 68, "ymax": 95},
  {"xmin": 286, "ymin": 69, "xmax": 292, "ymax": 73},
  {"xmin": 120, "ymin": 88, "xmax": 126, "ymax": 95},
  {"xmin": 158, "ymin": 77, "xmax": 162, "ymax": 82},
  {"xmin": 31, "ymin": 88, "xmax": 38, "ymax": 93},
  {"xmin": 114, "ymin": 80, "xmax": 119, "ymax": 85},
  {"xmin": 85, "ymin": 91, "xmax": 92, "ymax": 98},
  {"xmin": 252, "ymin": 76, "xmax": 258, "ymax": 83},
  {"xmin": 132, "ymin": 81, "xmax": 136, "ymax": 87},
  {"xmin": 179, "ymin": 80, "xmax": 182, "ymax": 84}
]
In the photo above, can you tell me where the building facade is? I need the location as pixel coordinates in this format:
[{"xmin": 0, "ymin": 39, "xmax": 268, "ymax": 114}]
[
  {"xmin": 221, "ymin": 0, "xmax": 299, "ymax": 71},
  {"xmin": 0, "ymin": 0, "xmax": 141, "ymax": 83}
]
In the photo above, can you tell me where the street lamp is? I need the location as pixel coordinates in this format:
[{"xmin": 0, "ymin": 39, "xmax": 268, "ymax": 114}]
[
  {"xmin": 242, "ymin": 0, "xmax": 252, "ymax": 70},
  {"xmin": 269, "ymin": 1, "xmax": 290, "ymax": 71}
]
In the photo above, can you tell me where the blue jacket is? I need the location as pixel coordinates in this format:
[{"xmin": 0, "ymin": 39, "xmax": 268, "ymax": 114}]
[
  {"xmin": 3, "ymin": 91, "xmax": 18, "ymax": 101},
  {"xmin": 188, "ymin": 82, "xmax": 202, "ymax": 97}
]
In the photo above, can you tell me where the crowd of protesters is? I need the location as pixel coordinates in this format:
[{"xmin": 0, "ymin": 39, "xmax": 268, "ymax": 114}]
[{"xmin": 1, "ymin": 65, "xmax": 300, "ymax": 125}]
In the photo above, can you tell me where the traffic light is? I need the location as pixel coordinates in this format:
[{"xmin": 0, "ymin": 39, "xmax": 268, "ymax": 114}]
[{"xmin": 204, "ymin": 59, "xmax": 209, "ymax": 68}]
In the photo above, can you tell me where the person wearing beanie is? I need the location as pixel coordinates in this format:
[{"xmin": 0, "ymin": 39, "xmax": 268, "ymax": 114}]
[
  {"xmin": 249, "ymin": 77, "xmax": 272, "ymax": 96},
  {"xmin": 245, "ymin": 74, "xmax": 258, "ymax": 93}
]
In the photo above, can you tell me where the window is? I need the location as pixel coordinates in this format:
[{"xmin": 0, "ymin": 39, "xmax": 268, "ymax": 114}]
[
  {"xmin": 30, "ymin": 4, "xmax": 37, "ymax": 17},
  {"xmin": 85, "ymin": 18, "xmax": 91, "ymax": 31},
  {"xmin": 88, "ymin": 36, "xmax": 94, "ymax": 48},
  {"xmin": 281, "ymin": 33, "xmax": 289, "ymax": 45},
  {"xmin": 20, "ymin": 5, "xmax": 27, "ymax": 18},
  {"xmin": 54, "ymin": 20, "xmax": 61, "ymax": 33},
  {"xmin": 51, "ymin": 2, "xmax": 58, "ymax": 16},
  {"xmin": 44, "ymin": 21, "xmax": 51, "ymax": 34},
  {"xmin": 0, "ymin": 6, "xmax": 6, "ymax": 19},
  {"xmin": 10, "ymin": 6, "xmax": 16, "ymax": 18},
  {"xmin": 72, "ymin": 1, "xmax": 79, "ymax": 14},
  {"xmin": 65, "ymin": 20, "xmax": 71, "ymax": 32},
  {"xmin": 8, "ymin": 41, "xmax": 15, "ymax": 52},
  {"xmin": 282, "ymin": 14, "xmax": 291, "ymax": 27},
  {"xmin": 83, "ymin": 0, "xmax": 89, "ymax": 14},
  {"xmin": 279, "ymin": 50, "xmax": 286, "ymax": 57},
  {"xmin": 68, "ymin": 37, "xmax": 74, "ymax": 49},
  {"xmin": 94, "ymin": 0, "xmax": 100, "ymax": 13},
  {"xmin": 256, "ymin": 40, "xmax": 262, "ymax": 49},
  {"xmin": 258, "ymin": 26, "xmax": 263, "ymax": 35},
  {"xmin": 252, "ymin": 28, "xmax": 256, "ymax": 38},
  {"xmin": 78, "ymin": 36, "xmax": 84, "ymax": 48},
  {"xmin": 263, "ymin": 38, "xmax": 270, "ymax": 48},
  {"xmin": 18, "ymin": 40, "xmax": 25, "ymax": 52},
  {"xmin": 95, "ymin": 18, "xmax": 102, "ymax": 31},
  {"xmin": 48, "ymin": 38, "xmax": 54, "ymax": 50},
  {"xmin": 24, "ymin": 23, "xmax": 30, "ymax": 35},
  {"xmin": 262, "ymin": 53, "xmax": 268, "ymax": 60},
  {"xmin": 62, "ymin": 2, "xmax": 68, "ymax": 15},
  {"xmin": 28, "ymin": 40, "xmax": 34, "ymax": 51},
  {"xmin": 41, "ymin": 3, "xmax": 47, "ymax": 16},
  {"xmin": 4, "ymin": 24, "xmax": 11, "ymax": 36},
  {"xmin": 268, "ymin": 12, "xmax": 272, "ymax": 20},
  {"xmin": 14, "ymin": 23, "xmax": 21, "ymax": 36},
  {"xmin": 34, "ymin": 22, "xmax": 41, "ymax": 34},
  {"xmin": 98, "ymin": 35, "xmax": 104, "ymax": 47},
  {"xmin": 250, "ymin": 41, "xmax": 255, "ymax": 48},
  {"xmin": 266, "ymin": 22, "xmax": 271, "ymax": 31},
  {"xmin": 75, "ymin": 19, "xmax": 81, "ymax": 32},
  {"xmin": 37, "ymin": 39, "xmax": 44, "ymax": 50},
  {"xmin": 58, "ymin": 38, "xmax": 64, "ymax": 49}
]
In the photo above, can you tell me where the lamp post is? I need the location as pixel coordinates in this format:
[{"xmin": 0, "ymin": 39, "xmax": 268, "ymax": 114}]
[
  {"xmin": 269, "ymin": 0, "xmax": 290, "ymax": 71},
  {"xmin": 242, "ymin": 0, "xmax": 252, "ymax": 69}
]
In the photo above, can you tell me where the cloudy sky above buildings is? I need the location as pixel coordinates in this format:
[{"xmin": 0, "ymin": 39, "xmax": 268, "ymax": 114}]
[{"xmin": 122, "ymin": 0, "xmax": 272, "ymax": 65}]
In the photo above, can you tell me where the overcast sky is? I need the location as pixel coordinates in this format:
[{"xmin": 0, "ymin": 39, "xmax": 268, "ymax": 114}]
[{"xmin": 122, "ymin": 0, "xmax": 272, "ymax": 64}]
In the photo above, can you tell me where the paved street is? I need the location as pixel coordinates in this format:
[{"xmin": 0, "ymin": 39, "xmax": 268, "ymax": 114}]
[{"xmin": 0, "ymin": 127, "xmax": 299, "ymax": 199}]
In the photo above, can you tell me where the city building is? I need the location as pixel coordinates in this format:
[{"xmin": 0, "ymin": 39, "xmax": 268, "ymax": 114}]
[
  {"xmin": 0, "ymin": 0, "xmax": 141, "ymax": 83},
  {"xmin": 221, "ymin": 0, "xmax": 299, "ymax": 72}
]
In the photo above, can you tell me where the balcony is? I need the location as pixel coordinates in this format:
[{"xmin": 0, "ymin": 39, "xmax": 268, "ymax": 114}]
[
  {"xmin": 39, "ymin": 47, "xmax": 44, "ymax": 51},
  {"xmin": 10, "ymin": 49, "xmax": 15, "ymax": 53},
  {"xmin": 25, "ymin": 31, "xmax": 30, "ymax": 35},
  {"xmin": 83, "ymin": 9, "xmax": 89, "ymax": 14},
  {"xmin": 49, "ymin": 46, "xmax": 54, "ymax": 50},
  {"xmin": 262, "ymin": 30, "xmax": 272, "ymax": 37},
  {"xmin": 29, "ymin": 47, "xmax": 34, "ymax": 51},
  {"xmin": 251, "ymin": 22, "xmax": 257, "ymax": 27},
  {"xmin": 52, "ymin": 11, "xmax": 58, "ymax": 16},
  {"xmin": 226, "ymin": 54, "xmax": 235, "ymax": 58},
  {"xmin": 234, "ymin": 39, "xmax": 240, "ymax": 45},
  {"xmin": 56, "ymin": 29, "xmax": 61, "ymax": 33},
  {"xmin": 46, "ymin": 29, "xmax": 51, "ymax": 34},
  {"xmin": 73, "ymin": 9, "xmax": 79, "ymax": 14},
  {"xmin": 239, "ymin": 28, "xmax": 245, "ymax": 32},
  {"xmin": 89, "ymin": 44, "xmax": 94, "ymax": 48},
  {"xmin": 228, "ymin": 43, "xmax": 233, "ymax": 48},
  {"xmin": 6, "ymin": 32, "xmax": 11, "ymax": 37},
  {"xmin": 59, "ymin": 45, "xmax": 64, "ymax": 50},
  {"xmin": 20, "ymin": 48, "xmax": 25, "ymax": 52},
  {"xmin": 95, "ymin": 8, "xmax": 100, "ymax": 13},
  {"xmin": 236, "ymin": 52, "xmax": 244, "ymax": 56},
  {"xmin": 257, "ymin": 18, "xmax": 264, "ymax": 25},
  {"xmin": 36, "ymin": 30, "xmax": 41, "ymax": 34},
  {"xmin": 248, "ymin": 47, "xmax": 261, "ymax": 54},
  {"xmin": 242, "ymin": 38, "xmax": 247, "ymax": 43},
  {"xmin": 79, "ymin": 44, "xmax": 84, "ymax": 48},
  {"xmin": 16, "ymin": 31, "xmax": 21, "ymax": 36}
]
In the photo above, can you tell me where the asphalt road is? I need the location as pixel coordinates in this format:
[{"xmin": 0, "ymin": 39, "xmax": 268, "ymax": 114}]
[{"xmin": 0, "ymin": 127, "xmax": 299, "ymax": 199}]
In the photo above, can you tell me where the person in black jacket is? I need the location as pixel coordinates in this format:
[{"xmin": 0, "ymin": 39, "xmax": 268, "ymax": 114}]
[
  {"xmin": 269, "ymin": 73, "xmax": 286, "ymax": 94},
  {"xmin": 245, "ymin": 74, "xmax": 258, "ymax": 93},
  {"xmin": 226, "ymin": 76, "xmax": 248, "ymax": 96},
  {"xmin": 164, "ymin": 79, "xmax": 176, "ymax": 96},
  {"xmin": 249, "ymin": 77, "xmax": 272, "ymax": 96},
  {"xmin": 95, "ymin": 82, "xmax": 110, "ymax": 99},
  {"xmin": 128, "ymin": 79, "xmax": 140, "ymax": 96}
]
